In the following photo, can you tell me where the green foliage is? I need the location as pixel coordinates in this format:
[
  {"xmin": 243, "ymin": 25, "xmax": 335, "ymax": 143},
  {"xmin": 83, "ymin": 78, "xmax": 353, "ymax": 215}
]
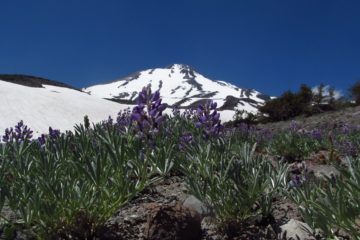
[
  {"xmin": 1, "ymin": 91, "xmax": 360, "ymax": 239},
  {"xmin": 350, "ymin": 80, "xmax": 360, "ymax": 105},
  {"xmin": 183, "ymin": 141, "xmax": 288, "ymax": 226},
  {"xmin": 0, "ymin": 124, "xmax": 150, "ymax": 238},
  {"xmin": 228, "ymin": 110, "xmax": 263, "ymax": 126},
  {"xmin": 268, "ymin": 129, "xmax": 324, "ymax": 162},
  {"xmin": 314, "ymin": 83, "xmax": 325, "ymax": 106},
  {"xmin": 259, "ymin": 84, "xmax": 313, "ymax": 122},
  {"xmin": 288, "ymin": 157, "xmax": 360, "ymax": 239},
  {"xmin": 328, "ymin": 86, "xmax": 336, "ymax": 108}
]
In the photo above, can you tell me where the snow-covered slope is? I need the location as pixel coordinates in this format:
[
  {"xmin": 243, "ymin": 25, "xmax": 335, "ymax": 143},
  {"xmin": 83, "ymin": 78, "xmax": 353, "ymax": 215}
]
[
  {"xmin": 0, "ymin": 78, "xmax": 127, "ymax": 137},
  {"xmin": 84, "ymin": 64, "xmax": 270, "ymax": 121}
]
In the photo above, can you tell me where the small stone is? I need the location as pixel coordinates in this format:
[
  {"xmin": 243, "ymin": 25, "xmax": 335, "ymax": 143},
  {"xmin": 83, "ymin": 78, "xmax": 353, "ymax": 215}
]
[
  {"xmin": 280, "ymin": 219, "xmax": 315, "ymax": 240},
  {"xmin": 307, "ymin": 163, "xmax": 340, "ymax": 180},
  {"xmin": 182, "ymin": 195, "xmax": 209, "ymax": 219}
]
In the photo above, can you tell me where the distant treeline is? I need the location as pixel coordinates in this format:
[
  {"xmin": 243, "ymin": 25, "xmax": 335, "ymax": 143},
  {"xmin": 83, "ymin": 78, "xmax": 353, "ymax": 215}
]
[{"xmin": 229, "ymin": 80, "xmax": 360, "ymax": 125}]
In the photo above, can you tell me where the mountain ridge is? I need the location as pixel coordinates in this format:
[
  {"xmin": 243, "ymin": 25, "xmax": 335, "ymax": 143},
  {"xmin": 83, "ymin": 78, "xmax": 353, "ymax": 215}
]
[
  {"xmin": 0, "ymin": 74, "xmax": 79, "ymax": 91},
  {"xmin": 83, "ymin": 64, "xmax": 270, "ymax": 118}
]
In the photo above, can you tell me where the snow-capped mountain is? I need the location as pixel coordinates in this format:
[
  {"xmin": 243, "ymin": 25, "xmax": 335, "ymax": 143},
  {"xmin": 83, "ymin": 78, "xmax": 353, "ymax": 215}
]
[
  {"xmin": 0, "ymin": 75, "xmax": 127, "ymax": 137},
  {"xmin": 84, "ymin": 64, "xmax": 270, "ymax": 120}
]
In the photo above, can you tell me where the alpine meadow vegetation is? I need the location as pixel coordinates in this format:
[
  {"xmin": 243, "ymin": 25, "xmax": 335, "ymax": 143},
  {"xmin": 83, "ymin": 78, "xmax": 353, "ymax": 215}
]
[{"xmin": 1, "ymin": 84, "xmax": 360, "ymax": 239}]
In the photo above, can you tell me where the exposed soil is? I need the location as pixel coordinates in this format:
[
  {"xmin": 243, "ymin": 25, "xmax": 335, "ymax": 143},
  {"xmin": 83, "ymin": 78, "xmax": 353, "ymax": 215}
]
[{"xmin": 104, "ymin": 176, "xmax": 303, "ymax": 240}]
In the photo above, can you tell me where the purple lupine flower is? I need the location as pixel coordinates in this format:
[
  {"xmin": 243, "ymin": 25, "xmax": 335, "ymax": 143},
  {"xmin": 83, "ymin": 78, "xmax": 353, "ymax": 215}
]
[
  {"xmin": 131, "ymin": 85, "xmax": 167, "ymax": 136},
  {"xmin": 2, "ymin": 128, "xmax": 12, "ymax": 143},
  {"xmin": 334, "ymin": 138, "xmax": 358, "ymax": 157},
  {"xmin": 2, "ymin": 121, "xmax": 33, "ymax": 143},
  {"xmin": 37, "ymin": 127, "xmax": 61, "ymax": 146},
  {"xmin": 107, "ymin": 116, "xmax": 113, "ymax": 125},
  {"xmin": 116, "ymin": 108, "xmax": 132, "ymax": 127},
  {"xmin": 290, "ymin": 120, "xmax": 300, "ymax": 132},
  {"xmin": 152, "ymin": 90, "xmax": 160, "ymax": 102},
  {"xmin": 157, "ymin": 103, "xmax": 167, "ymax": 112},
  {"xmin": 172, "ymin": 107, "xmax": 180, "ymax": 117},
  {"xmin": 258, "ymin": 129, "xmax": 274, "ymax": 142},
  {"xmin": 194, "ymin": 100, "xmax": 223, "ymax": 139},
  {"xmin": 338, "ymin": 124, "xmax": 360, "ymax": 135},
  {"xmin": 48, "ymin": 127, "xmax": 61, "ymax": 139},
  {"xmin": 197, "ymin": 105, "xmax": 204, "ymax": 115},
  {"xmin": 289, "ymin": 174, "xmax": 304, "ymax": 188},
  {"xmin": 210, "ymin": 101, "xmax": 217, "ymax": 110},
  {"xmin": 181, "ymin": 108, "xmax": 196, "ymax": 120},
  {"xmin": 179, "ymin": 133, "xmax": 193, "ymax": 151},
  {"xmin": 38, "ymin": 134, "xmax": 46, "ymax": 146},
  {"xmin": 309, "ymin": 128, "xmax": 323, "ymax": 141},
  {"xmin": 237, "ymin": 123, "xmax": 250, "ymax": 135},
  {"xmin": 131, "ymin": 113, "xmax": 142, "ymax": 122},
  {"xmin": 199, "ymin": 115, "xmax": 207, "ymax": 123}
]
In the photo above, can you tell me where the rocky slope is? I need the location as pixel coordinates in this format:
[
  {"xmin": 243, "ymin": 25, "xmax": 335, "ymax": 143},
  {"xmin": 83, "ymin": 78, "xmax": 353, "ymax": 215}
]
[{"xmin": 259, "ymin": 105, "xmax": 360, "ymax": 132}]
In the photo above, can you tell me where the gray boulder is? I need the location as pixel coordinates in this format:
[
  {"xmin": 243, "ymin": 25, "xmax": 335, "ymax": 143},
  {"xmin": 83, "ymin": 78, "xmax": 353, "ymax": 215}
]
[
  {"xmin": 182, "ymin": 195, "xmax": 209, "ymax": 219},
  {"xmin": 280, "ymin": 219, "xmax": 315, "ymax": 240}
]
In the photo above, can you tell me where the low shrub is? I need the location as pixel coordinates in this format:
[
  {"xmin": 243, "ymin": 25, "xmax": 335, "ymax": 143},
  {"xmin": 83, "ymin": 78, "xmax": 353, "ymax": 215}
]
[
  {"xmin": 0, "ymin": 123, "xmax": 150, "ymax": 238},
  {"xmin": 183, "ymin": 141, "xmax": 288, "ymax": 228},
  {"xmin": 287, "ymin": 157, "xmax": 360, "ymax": 239},
  {"xmin": 268, "ymin": 122, "xmax": 326, "ymax": 162}
]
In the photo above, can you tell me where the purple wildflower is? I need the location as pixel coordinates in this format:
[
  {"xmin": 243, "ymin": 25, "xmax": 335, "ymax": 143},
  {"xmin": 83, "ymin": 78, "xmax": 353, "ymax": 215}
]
[
  {"xmin": 2, "ymin": 121, "xmax": 33, "ymax": 143},
  {"xmin": 37, "ymin": 127, "xmax": 61, "ymax": 145},
  {"xmin": 48, "ymin": 127, "xmax": 61, "ymax": 139},
  {"xmin": 131, "ymin": 85, "xmax": 167, "ymax": 135},
  {"xmin": 179, "ymin": 133, "xmax": 193, "ymax": 151},
  {"xmin": 38, "ymin": 134, "xmax": 46, "ymax": 145},
  {"xmin": 172, "ymin": 107, "xmax": 180, "ymax": 117},
  {"xmin": 309, "ymin": 129, "xmax": 323, "ymax": 141},
  {"xmin": 194, "ymin": 100, "xmax": 223, "ymax": 139},
  {"xmin": 289, "ymin": 174, "xmax": 304, "ymax": 188},
  {"xmin": 290, "ymin": 120, "xmax": 300, "ymax": 132},
  {"xmin": 116, "ymin": 108, "xmax": 131, "ymax": 127},
  {"xmin": 334, "ymin": 138, "xmax": 358, "ymax": 157}
]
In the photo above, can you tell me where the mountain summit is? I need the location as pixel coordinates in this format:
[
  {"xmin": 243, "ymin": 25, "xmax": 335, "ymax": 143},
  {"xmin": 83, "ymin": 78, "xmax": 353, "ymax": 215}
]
[{"xmin": 83, "ymin": 64, "xmax": 270, "ymax": 120}]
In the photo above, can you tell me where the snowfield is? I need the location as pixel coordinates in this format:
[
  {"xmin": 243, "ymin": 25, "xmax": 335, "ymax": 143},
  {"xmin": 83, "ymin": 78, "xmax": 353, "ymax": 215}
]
[
  {"xmin": 0, "ymin": 80, "xmax": 127, "ymax": 137},
  {"xmin": 0, "ymin": 65, "xmax": 270, "ymax": 138}
]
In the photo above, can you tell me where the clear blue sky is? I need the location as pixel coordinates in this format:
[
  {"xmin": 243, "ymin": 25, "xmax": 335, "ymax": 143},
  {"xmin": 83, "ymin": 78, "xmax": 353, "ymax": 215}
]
[{"xmin": 0, "ymin": 0, "xmax": 359, "ymax": 96}]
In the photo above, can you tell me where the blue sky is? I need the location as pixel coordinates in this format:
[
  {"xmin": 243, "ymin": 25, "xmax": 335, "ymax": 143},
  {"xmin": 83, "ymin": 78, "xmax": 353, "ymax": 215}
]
[{"xmin": 0, "ymin": 0, "xmax": 359, "ymax": 96}]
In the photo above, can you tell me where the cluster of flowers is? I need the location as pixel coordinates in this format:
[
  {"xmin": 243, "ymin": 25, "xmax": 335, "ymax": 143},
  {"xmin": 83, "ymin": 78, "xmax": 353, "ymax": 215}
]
[
  {"xmin": 333, "ymin": 136, "xmax": 359, "ymax": 157},
  {"xmin": 2, "ymin": 120, "xmax": 33, "ymax": 143},
  {"xmin": 288, "ymin": 162, "xmax": 309, "ymax": 188},
  {"xmin": 38, "ymin": 127, "xmax": 61, "ymax": 145},
  {"xmin": 181, "ymin": 108, "xmax": 197, "ymax": 120},
  {"xmin": 116, "ymin": 108, "xmax": 132, "ymax": 127},
  {"xmin": 179, "ymin": 133, "xmax": 193, "ymax": 151},
  {"xmin": 194, "ymin": 100, "xmax": 223, "ymax": 139},
  {"xmin": 1, "ymin": 121, "xmax": 62, "ymax": 147},
  {"xmin": 308, "ymin": 128, "xmax": 323, "ymax": 140},
  {"xmin": 1, "ymin": 86, "xmax": 226, "ymax": 152},
  {"xmin": 291, "ymin": 121, "xmax": 360, "ymax": 157},
  {"xmin": 131, "ymin": 85, "xmax": 167, "ymax": 134},
  {"xmin": 333, "ymin": 124, "xmax": 360, "ymax": 156}
]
